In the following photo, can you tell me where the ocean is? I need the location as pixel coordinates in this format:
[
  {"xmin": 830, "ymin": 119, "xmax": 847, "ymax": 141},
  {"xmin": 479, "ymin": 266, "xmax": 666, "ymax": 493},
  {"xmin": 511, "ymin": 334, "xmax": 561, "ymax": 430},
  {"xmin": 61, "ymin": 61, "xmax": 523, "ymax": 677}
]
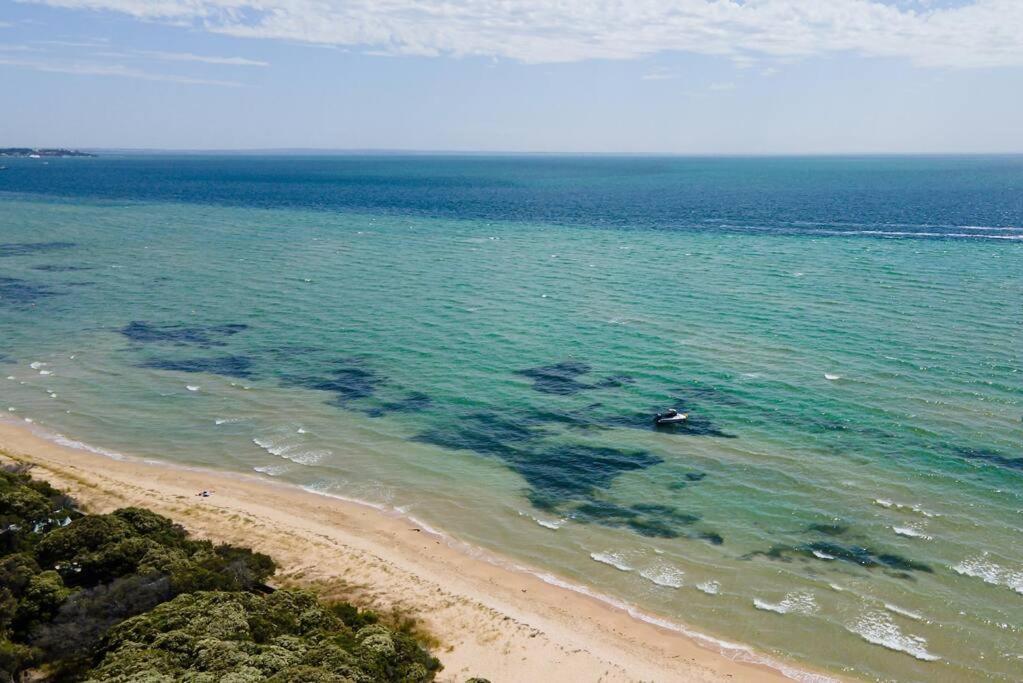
[{"xmin": 1, "ymin": 154, "xmax": 1021, "ymax": 680}]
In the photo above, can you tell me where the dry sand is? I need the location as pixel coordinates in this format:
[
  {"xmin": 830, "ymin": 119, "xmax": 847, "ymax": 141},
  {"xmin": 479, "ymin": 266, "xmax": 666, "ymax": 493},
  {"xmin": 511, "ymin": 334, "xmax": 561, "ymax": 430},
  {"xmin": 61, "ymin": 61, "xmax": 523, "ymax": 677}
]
[{"xmin": 0, "ymin": 420, "xmax": 816, "ymax": 682}]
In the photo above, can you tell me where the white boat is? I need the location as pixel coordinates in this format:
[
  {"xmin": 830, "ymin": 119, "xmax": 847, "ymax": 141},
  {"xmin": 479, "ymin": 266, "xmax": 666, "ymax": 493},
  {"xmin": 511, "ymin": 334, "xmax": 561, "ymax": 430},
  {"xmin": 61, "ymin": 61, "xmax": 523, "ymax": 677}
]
[{"xmin": 654, "ymin": 409, "xmax": 688, "ymax": 425}]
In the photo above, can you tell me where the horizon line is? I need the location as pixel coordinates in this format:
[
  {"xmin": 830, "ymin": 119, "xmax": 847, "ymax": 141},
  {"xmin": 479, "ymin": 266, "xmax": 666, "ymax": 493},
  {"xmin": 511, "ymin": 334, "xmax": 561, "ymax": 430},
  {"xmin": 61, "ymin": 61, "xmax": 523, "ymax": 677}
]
[{"xmin": 17, "ymin": 147, "xmax": 1023, "ymax": 158}]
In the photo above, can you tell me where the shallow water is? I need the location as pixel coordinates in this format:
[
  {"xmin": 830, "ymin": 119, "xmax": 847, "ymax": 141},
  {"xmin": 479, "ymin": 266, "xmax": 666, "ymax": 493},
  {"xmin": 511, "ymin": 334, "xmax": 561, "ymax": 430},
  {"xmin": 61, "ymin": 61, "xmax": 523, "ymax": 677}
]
[{"xmin": 1, "ymin": 155, "xmax": 1021, "ymax": 680}]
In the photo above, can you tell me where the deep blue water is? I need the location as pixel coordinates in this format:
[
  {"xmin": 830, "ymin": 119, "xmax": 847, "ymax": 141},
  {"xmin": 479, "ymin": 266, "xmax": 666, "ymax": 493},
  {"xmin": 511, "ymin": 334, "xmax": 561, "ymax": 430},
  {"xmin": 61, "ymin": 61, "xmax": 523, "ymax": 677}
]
[{"xmin": 2, "ymin": 154, "xmax": 1022, "ymax": 236}]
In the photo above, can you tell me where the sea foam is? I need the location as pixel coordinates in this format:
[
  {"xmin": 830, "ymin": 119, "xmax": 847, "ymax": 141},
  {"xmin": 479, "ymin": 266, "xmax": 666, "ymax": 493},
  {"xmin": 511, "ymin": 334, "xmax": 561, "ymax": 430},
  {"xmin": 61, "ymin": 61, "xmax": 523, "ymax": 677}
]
[
  {"xmin": 753, "ymin": 592, "xmax": 817, "ymax": 616},
  {"xmin": 847, "ymin": 611, "xmax": 940, "ymax": 661},
  {"xmin": 639, "ymin": 563, "xmax": 684, "ymax": 588},
  {"xmin": 590, "ymin": 552, "xmax": 633, "ymax": 572},
  {"xmin": 952, "ymin": 554, "xmax": 1023, "ymax": 595}
]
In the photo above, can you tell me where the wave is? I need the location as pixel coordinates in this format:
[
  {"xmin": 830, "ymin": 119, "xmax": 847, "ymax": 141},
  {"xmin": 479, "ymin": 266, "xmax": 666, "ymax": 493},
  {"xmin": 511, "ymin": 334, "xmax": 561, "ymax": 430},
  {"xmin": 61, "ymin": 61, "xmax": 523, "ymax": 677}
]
[
  {"xmin": 517, "ymin": 510, "xmax": 566, "ymax": 530},
  {"xmin": 299, "ymin": 484, "xmax": 390, "ymax": 513},
  {"xmin": 804, "ymin": 229, "xmax": 1023, "ymax": 241},
  {"xmin": 753, "ymin": 592, "xmax": 818, "ymax": 616},
  {"xmin": 696, "ymin": 581, "xmax": 720, "ymax": 595},
  {"xmin": 590, "ymin": 551, "xmax": 633, "ymax": 572},
  {"xmin": 639, "ymin": 562, "xmax": 684, "ymax": 588},
  {"xmin": 891, "ymin": 525, "xmax": 933, "ymax": 540},
  {"xmin": 873, "ymin": 499, "xmax": 938, "ymax": 517},
  {"xmin": 883, "ymin": 603, "xmax": 926, "ymax": 622},
  {"xmin": 253, "ymin": 464, "xmax": 290, "ymax": 476},
  {"xmin": 252, "ymin": 437, "xmax": 330, "ymax": 466},
  {"xmin": 847, "ymin": 611, "xmax": 940, "ymax": 661},
  {"xmin": 523, "ymin": 570, "xmax": 834, "ymax": 683},
  {"xmin": 49, "ymin": 433, "xmax": 127, "ymax": 460},
  {"xmin": 952, "ymin": 554, "xmax": 1023, "ymax": 595}
]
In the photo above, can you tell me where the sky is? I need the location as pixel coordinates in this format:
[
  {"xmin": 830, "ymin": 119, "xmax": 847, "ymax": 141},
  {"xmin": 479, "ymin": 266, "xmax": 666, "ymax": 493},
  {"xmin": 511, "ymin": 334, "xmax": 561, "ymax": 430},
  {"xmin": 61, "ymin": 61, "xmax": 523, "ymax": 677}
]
[{"xmin": 1, "ymin": 0, "xmax": 1022, "ymax": 154}]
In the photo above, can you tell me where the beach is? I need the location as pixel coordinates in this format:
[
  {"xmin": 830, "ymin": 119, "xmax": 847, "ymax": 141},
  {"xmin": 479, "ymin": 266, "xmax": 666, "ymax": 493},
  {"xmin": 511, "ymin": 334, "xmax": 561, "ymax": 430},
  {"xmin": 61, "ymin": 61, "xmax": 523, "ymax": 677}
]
[{"xmin": 0, "ymin": 420, "xmax": 797, "ymax": 683}]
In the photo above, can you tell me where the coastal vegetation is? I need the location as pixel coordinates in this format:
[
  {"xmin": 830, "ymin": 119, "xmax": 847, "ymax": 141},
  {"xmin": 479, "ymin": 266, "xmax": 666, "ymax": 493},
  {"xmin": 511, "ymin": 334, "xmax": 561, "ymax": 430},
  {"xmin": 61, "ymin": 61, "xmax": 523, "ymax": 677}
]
[{"xmin": 0, "ymin": 460, "xmax": 442, "ymax": 682}]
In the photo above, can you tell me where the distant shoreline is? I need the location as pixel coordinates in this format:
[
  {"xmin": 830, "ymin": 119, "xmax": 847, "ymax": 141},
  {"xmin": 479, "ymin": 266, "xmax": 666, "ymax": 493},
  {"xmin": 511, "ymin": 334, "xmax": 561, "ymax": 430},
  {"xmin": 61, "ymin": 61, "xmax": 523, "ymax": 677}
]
[
  {"xmin": 0, "ymin": 148, "xmax": 97, "ymax": 158},
  {"xmin": 0, "ymin": 418, "xmax": 821, "ymax": 683}
]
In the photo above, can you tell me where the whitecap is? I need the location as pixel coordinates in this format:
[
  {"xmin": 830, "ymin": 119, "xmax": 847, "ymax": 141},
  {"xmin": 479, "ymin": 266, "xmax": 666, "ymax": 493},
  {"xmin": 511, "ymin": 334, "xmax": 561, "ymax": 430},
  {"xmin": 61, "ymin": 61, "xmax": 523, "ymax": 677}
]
[
  {"xmin": 297, "ymin": 427, "xmax": 307, "ymax": 434},
  {"xmin": 288, "ymin": 449, "xmax": 330, "ymax": 465},
  {"xmin": 590, "ymin": 551, "xmax": 633, "ymax": 572},
  {"xmin": 23, "ymin": 417, "xmax": 33, "ymax": 423},
  {"xmin": 953, "ymin": 554, "xmax": 1023, "ymax": 595},
  {"xmin": 253, "ymin": 464, "xmax": 290, "ymax": 476},
  {"xmin": 753, "ymin": 592, "xmax": 817, "ymax": 616},
  {"xmin": 39, "ymin": 370, "xmax": 52, "ymax": 376},
  {"xmin": 186, "ymin": 385, "xmax": 200, "ymax": 392},
  {"xmin": 252, "ymin": 437, "xmax": 329, "ymax": 466},
  {"xmin": 6, "ymin": 376, "xmax": 14, "ymax": 381},
  {"xmin": 847, "ymin": 611, "xmax": 940, "ymax": 661},
  {"xmin": 892, "ymin": 525, "xmax": 933, "ymax": 540},
  {"xmin": 696, "ymin": 581, "xmax": 720, "ymax": 595},
  {"xmin": 824, "ymin": 373, "xmax": 841, "ymax": 381},
  {"xmin": 535, "ymin": 518, "xmax": 564, "ymax": 530},
  {"xmin": 639, "ymin": 563, "xmax": 685, "ymax": 588},
  {"xmin": 812, "ymin": 550, "xmax": 837, "ymax": 560},
  {"xmin": 884, "ymin": 603, "xmax": 925, "ymax": 622},
  {"xmin": 517, "ymin": 510, "xmax": 565, "ymax": 529},
  {"xmin": 29, "ymin": 362, "xmax": 44, "ymax": 370},
  {"xmin": 50, "ymin": 434, "xmax": 126, "ymax": 460},
  {"xmin": 873, "ymin": 499, "xmax": 938, "ymax": 517}
]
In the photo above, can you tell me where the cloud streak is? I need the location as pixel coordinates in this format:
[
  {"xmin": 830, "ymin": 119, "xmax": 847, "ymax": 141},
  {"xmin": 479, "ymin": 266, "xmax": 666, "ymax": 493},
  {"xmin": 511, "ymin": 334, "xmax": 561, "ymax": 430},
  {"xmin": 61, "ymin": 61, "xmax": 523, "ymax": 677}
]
[
  {"xmin": 18, "ymin": 0, "xmax": 1023, "ymax": 68},
  {"xmin": 138, "ymin": 50, "xmax": 268, "ymax": 66},
  {"xmin": 0, "ymin": 56, "xmax": 243, "ymax": 85}
]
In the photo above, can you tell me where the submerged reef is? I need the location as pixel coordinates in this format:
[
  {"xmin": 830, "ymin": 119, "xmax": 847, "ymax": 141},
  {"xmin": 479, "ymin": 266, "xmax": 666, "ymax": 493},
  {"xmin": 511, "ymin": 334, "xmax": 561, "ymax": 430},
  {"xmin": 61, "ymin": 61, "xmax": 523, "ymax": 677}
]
[
  {"xmin": 138, "ymin": 355, "xmax": 255, "ymax": 379},
  {"xmin": 743, "ymin": 541, "xmax": 933, "ymax": 577},
  {"xmin": 0, "ymin": 242, "xmax": 76, "ymax": 258},
  {"xmin": 0, "ymin": 277, "xmax": 58, "ymax": 307},
  {"xmin": 515, "ymin": 361, "xmax": 635, "ymax": 396},
  {"xmin": 416, "ymin": 411, "xmax": 724, "ymax": 544},
  {"xmin": 121, "ymin": 321, "xmax": 249, "ymax": 348}
]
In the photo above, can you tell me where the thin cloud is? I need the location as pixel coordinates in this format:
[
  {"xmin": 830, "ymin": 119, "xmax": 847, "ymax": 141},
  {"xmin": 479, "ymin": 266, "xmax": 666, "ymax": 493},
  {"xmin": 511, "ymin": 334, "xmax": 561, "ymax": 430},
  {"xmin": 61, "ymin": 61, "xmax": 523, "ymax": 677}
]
[
  {"xmin": 19, "ymin": 0, "xmax": 1023, "ymax": 68},
  {"xmin": 138, "ymin": 50, "xmax": 268, "ymax": 66},
  {"xmin": 0, "ymin": 56, "xmax": 243, "ymax": 85},
  {"xmin": 641, "ymin": 68, "xmax": 677, "ymax": 81},
  {"xmin": 34, "ymin": 39, "xmax": 111, "ymax": 47},
  {"xmin": 89, "ymin": 48, "xmax": 268, "ymax": 66}
]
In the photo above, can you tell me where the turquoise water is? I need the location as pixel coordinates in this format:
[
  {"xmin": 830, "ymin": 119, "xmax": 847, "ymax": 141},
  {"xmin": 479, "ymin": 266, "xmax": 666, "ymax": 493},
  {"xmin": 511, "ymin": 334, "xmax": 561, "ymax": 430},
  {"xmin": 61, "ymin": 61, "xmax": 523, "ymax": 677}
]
[{"xmin": 1, "ymin": 156, "xmax": 1021, "ymax": 680}]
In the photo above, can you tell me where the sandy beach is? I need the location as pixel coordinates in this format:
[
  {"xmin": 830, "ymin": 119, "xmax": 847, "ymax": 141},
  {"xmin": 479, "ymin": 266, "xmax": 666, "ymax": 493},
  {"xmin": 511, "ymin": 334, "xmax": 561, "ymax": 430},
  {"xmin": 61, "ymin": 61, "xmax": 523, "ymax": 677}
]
[{"xmin": 0, "ymin": 420, "xmax": 810, "ymax": 683}]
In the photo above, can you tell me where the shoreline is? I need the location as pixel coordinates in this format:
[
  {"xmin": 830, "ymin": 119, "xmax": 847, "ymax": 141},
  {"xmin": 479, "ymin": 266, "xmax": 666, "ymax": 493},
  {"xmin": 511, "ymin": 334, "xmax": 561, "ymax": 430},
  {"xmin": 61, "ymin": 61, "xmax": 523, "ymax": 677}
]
[{"xmin": 0, "ymin": 419, "xmax": 828, "ymax": 682}]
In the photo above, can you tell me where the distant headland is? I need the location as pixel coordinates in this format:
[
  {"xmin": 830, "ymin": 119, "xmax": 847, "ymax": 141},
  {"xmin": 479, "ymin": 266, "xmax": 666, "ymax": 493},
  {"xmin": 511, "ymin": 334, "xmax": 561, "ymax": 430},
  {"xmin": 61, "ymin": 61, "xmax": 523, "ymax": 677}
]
[{"xmin": 0, "ymin": 147, "xmax": 97, "ymax": 158}]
